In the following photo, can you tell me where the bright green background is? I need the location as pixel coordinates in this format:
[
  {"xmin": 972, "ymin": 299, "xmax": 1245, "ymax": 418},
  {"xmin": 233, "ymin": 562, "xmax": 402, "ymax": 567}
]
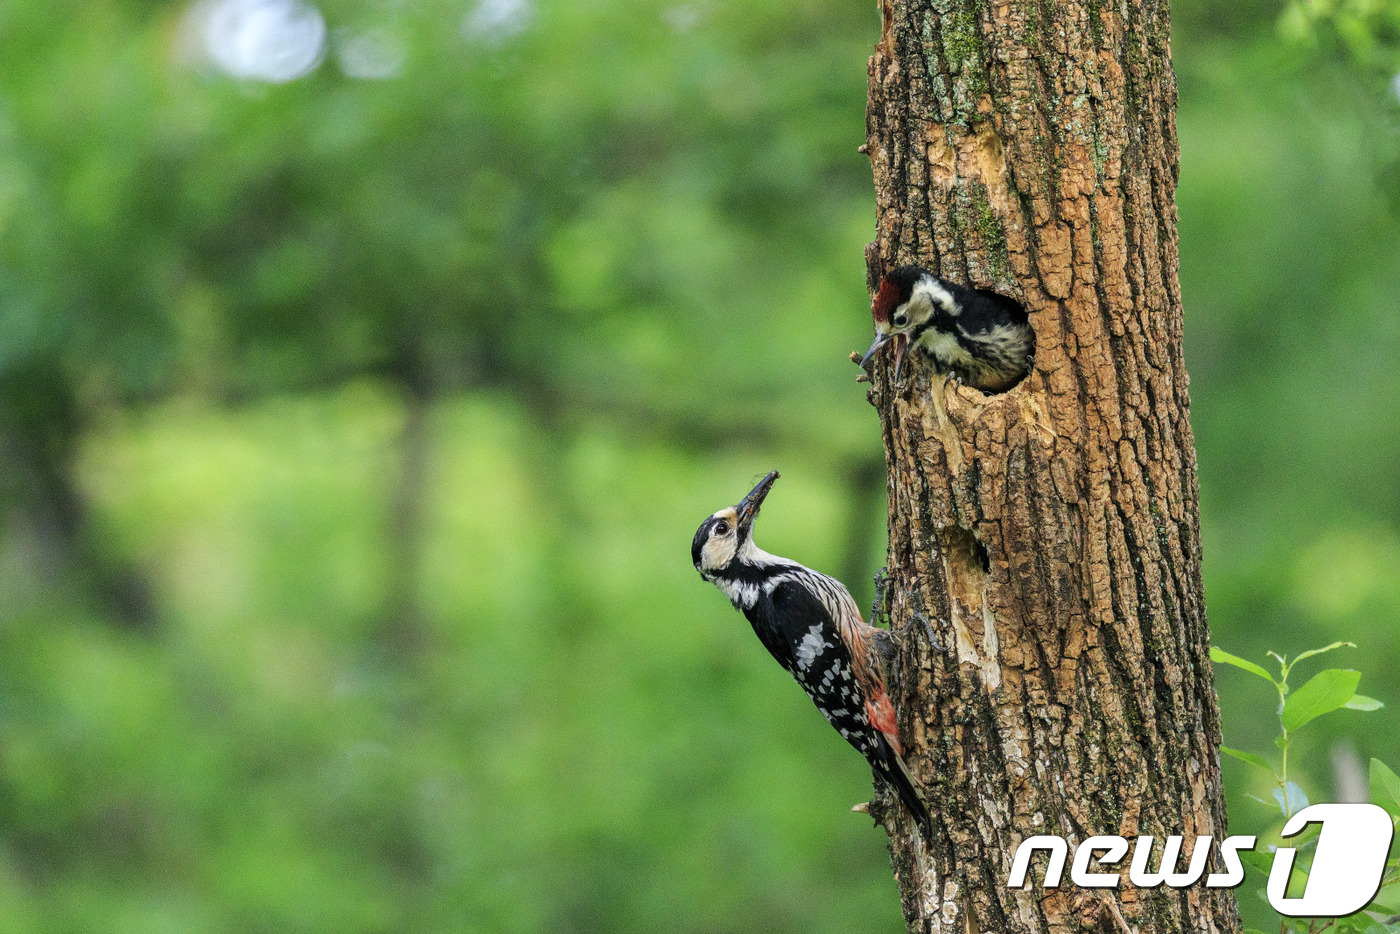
[{"xmin": 1, "ymin": 1, "xmax": 1398, "ymax": 931}]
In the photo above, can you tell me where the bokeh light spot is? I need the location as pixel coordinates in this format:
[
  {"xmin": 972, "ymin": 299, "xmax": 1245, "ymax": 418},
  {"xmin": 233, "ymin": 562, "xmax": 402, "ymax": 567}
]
[
  {"xmin": 205, "ymin": 0, "xmax": 326, "ymax": 83},
  {"xmin": 335, "ymin": 27, "xmax": 406, "ymax": 80}
]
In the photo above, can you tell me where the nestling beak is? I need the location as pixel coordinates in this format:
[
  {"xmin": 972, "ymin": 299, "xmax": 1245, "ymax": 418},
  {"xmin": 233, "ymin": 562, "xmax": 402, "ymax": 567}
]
[
  {"xmin": 891, "ymin": 334, "xmax": 909, "ymax": 380},
  {"xmin": 735, "ymin": 470, "xmax": 779, "ymax": 531},
  {"xmin": 859, "ymin": 333, "xmax": 891, "ymax": 369},
  {"xmin": 861, "ymin": 332, "xmax": 909, "ymax": 379}
]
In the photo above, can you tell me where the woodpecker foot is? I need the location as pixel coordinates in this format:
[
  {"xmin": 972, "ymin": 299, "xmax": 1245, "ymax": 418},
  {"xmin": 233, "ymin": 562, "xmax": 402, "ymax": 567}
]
[
  {"xmin": 870, "ymin": 567, "xmax": 892, "ymax": 627},
  {"xmin": 911, "ymin": 611, "xmax": 942, "ymax": 651}
]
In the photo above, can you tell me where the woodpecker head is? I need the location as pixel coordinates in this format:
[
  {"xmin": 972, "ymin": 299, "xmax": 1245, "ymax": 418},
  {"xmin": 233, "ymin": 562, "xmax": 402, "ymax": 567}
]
[
  {"xmin": 860, "ymin": 266, "xmax": 959, "ymax": 379},
  {"xmin": 692, "ymin": 470, "xmax": 779, "ymax": 579}
]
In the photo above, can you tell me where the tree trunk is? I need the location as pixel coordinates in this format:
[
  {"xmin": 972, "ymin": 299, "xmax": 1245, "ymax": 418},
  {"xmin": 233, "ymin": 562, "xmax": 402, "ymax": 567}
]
[
  {"xmin": 378, "ymin": 346, "xmax": 433, "ymax": 659},
  {"xmin": 862, "ymin": 2, "xmax": 1240, "ymax": 933},
  {"xmin": 1, "ymin": 366, "xmax": 156, "ymax": 631}
]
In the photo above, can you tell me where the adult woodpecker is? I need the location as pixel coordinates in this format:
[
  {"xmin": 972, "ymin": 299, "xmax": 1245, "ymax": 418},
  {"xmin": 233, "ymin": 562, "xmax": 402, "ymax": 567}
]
[
  {"xmin": 858, "ymin": 265, "xmax": 1034, "ymax": 392},
  {"xmin": 692, "ymin": 470, "xmax": 933, "ymax": 842}
]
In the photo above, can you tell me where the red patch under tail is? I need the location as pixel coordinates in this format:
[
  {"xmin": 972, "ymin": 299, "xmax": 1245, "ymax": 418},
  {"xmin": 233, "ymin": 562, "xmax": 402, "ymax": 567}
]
[{"xmin": 865, "ymin": 690, "xmax": 902, "ymax": 756}]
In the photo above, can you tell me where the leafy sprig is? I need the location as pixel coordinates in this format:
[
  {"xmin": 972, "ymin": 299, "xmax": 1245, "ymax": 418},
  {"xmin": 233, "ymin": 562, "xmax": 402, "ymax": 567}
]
[{"xmin": 1213, "ymin": 643, "xmax": 1398, "ymax": 934}]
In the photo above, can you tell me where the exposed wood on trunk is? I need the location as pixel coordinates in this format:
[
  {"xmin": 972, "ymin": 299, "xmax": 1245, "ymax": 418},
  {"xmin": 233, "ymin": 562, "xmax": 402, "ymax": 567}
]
[{"xmin": 860, "ymin": 2, "xmax": 1240, "ymax": 932}]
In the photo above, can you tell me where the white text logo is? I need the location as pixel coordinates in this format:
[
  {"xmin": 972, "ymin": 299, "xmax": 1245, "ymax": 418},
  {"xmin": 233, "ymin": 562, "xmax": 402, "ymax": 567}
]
[{"xmin": 1006, "ymin": 803, "xmax": 1393, "ymax": 917}]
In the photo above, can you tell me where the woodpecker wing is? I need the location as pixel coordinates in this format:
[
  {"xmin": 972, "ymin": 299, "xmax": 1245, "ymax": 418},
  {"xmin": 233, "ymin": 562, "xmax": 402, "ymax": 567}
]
[
  {"xmin": 773, "ymin": 569, "xmax": 903, "ymax": 751},
  {"xmin": 785, "ymin": 567, "xmax": 864, "ymax": 645},
  {"xmin": 946, "ymin": 289, "xmax": 1034, "ymax": 390},
  {"xmin": 747, "ymin": 577, "xmax": 933, "ymax": 840},
  {"xmin": 966, "ymin": 288, "xmax": 1029, "ymax": 330},
  {"xmin": 752, "ymin": 577, "xmax": 888, "ymax": 761}
]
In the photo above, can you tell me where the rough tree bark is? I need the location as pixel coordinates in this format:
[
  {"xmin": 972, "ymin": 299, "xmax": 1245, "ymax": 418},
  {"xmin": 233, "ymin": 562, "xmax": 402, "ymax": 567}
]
[{"xmin": 860, "ymin": 2, "xmax": 1240, "ymax": 933}]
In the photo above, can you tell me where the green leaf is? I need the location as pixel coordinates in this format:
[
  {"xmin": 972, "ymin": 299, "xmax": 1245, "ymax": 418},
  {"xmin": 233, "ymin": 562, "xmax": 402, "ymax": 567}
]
[
  {"xmin": 1289, "ymin": 641, "xmax": 1357, "ymax": 669},
  {"xmin": 1370, "ymin": 759, "xmax": 1400, "ymax": 817},
  {"xmin": 1210, "ymin": 646, "xmax": 1276, "ymax": 684},
  {"xmin": 1279, "ymin": 859, "xmax": 1310, "ymax": 901},
  {"xmin": 1287, "ymin": 822, "xmax": 1322, "ymax": 846},
  {"xmin": 1281, "ymin": 669, "xmax": 1361, "ymax": 731},
  {"xmin": 1368, "ymin": 881, "xmax": 1400, "ymax": 913},
  {"xmin": 1273, "ymin": 781, "xmax": 1309, "ymax": 818},
  {"xmin": 1237, "ymin": 848, "xmax": 1275, "ymax": 872},
  {"xmin": 1221, "ymin": 745, "xmax": 1277, "ymax": 776},
  {"xmin": 1345, "ymin": 694, "xmax": 1385, "ymax": 712}
]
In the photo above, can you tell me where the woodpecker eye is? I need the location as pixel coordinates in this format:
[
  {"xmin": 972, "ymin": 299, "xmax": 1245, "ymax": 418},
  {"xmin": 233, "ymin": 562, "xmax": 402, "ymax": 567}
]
[
  {"xmin": 893, "ymin": 312, "xmax": 908, "ymax": 327},
  {"xmin": 715, "ymin": 521, "xmax": 731, "ymax": 536}
]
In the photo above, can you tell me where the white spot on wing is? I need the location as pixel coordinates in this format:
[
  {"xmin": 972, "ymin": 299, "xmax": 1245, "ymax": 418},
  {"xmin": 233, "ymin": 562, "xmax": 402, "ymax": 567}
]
[{"xmin": 795, "ymin": 625, "xmax": 831, "ymax": 670}]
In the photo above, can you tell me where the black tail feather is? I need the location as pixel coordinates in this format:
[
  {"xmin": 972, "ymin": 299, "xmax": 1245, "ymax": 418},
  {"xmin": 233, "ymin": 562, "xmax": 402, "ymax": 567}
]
[{"xmin": 873, "ymin": 736, "xmax": 933, "ymax": 844}]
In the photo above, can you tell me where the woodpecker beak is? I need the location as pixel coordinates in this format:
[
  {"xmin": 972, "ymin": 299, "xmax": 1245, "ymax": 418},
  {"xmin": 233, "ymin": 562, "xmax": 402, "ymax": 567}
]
[
  {"xmin": 861, "ymin": 332, "xmax": 909, "ymax": 379},
  {"xmin": 891, "ymin": 334, "xmax": 909, "ymax": 380},
  {"xmin": 735, "ymin": 470, "xmax": 779, "ymax": 530},
  {"xmin": 859, "ymin": 333, "xmax": 891, "ymax": 369}
]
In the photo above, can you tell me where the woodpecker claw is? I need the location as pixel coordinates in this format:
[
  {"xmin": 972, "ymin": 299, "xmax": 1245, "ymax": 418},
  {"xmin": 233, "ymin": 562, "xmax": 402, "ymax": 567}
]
[
  {"xmin": 871, "ymin": 568, "xmax": 891, "ymax": 628},
  {"xmin": 911, "ymin": 611, "xmax": 942, "ymax": 651}
]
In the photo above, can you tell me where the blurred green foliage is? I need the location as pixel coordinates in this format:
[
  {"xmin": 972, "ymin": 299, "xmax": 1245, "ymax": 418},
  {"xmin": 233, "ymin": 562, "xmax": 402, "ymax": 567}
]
[{"xmin": 1, "ymin": 0, "xmax": 1398, "ymax": 931}]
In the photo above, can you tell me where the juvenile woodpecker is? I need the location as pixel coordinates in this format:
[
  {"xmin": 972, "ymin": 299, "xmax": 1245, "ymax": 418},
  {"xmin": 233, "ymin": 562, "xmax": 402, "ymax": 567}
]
[
  {"xmin": 692, "ymin": 470, "xmax": 933, "ymax": 841},
  {"xmin": 859, "ymin": 266, "xmax": 1034, "ymax": 392}
]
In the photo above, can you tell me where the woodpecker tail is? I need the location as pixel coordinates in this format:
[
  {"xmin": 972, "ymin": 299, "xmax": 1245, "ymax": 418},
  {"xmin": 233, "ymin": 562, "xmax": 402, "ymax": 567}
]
[{"xmin": 873, "ymin": 734, "xmax": 933, "ymax": 844}]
